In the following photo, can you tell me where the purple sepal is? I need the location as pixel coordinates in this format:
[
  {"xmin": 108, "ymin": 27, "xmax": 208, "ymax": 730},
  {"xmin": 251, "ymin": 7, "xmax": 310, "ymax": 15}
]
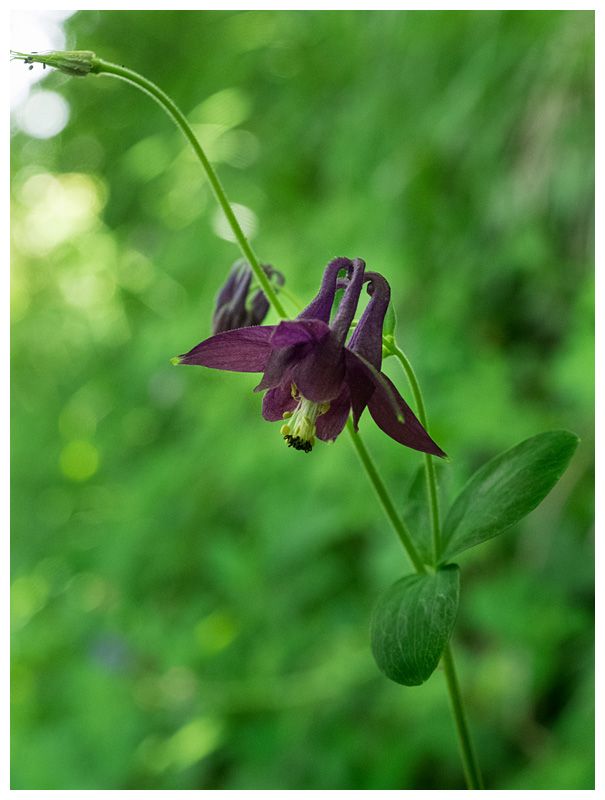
[
  {"xmin": 347, "ymin": 271, "xmax": 390, "ymax": 370},
  {"xmin": 330, "ymin": 258, "xmax": 366, "ymax": 346},
  {"xmin": 315, "ymin": 385, "xmax": 351, "ymax": 442},
  {"xmin": 178, "ymin": 325, "xmax": 275, "ymax": 372},
  {"xmin": 262, "ymin": 382, "xmax": 296, "ymax": 421},
  {"xmin": 269, "ymin": 319, "xmax": 331, "ymax": 349},
  {"xmin": 367, "ymin": 372, "xmax": 447, "ymax": 458},
  {"xmin": 298, "ymin": 257, "xmax": 353, "ymax": 323}
]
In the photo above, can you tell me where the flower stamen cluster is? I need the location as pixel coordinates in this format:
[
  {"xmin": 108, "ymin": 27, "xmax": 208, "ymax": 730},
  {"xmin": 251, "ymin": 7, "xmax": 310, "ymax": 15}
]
[{"xmin": 280, "ymin": 386, "xmax": 330, "ymax": 452}]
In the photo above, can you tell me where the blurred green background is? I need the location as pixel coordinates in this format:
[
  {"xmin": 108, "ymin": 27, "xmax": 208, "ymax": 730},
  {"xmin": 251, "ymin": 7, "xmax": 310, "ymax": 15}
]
[{"xmin": 10, "ymin": 9, "xmax": 594, "ymax": 790}]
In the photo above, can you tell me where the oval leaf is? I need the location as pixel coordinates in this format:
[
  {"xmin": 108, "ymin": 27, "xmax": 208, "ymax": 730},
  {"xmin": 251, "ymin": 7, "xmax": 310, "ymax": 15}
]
[
  {"xmin": 370, "ymin": 565, "xmax": 460, "ymax": 686},
  {"xmin": 441, "ymin": 430, "xmax": 579, "ymax": 561}
]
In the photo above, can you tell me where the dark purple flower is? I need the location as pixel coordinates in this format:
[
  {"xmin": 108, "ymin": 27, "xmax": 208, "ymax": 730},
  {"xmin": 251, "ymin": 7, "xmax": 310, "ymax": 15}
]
[
  {"xmin": 212, "ymin": 259, "xmax": 284, "ymax": 334},
  {"xmin": 175, "ymin": 257, "xmax": 446, "ymax": 457}
]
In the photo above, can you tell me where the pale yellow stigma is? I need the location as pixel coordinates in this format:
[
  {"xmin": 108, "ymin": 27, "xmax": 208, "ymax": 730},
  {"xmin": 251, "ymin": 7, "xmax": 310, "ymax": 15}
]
[{"xmin": 281, "ymin": 388, "xmax": 330, "ymax": 453}]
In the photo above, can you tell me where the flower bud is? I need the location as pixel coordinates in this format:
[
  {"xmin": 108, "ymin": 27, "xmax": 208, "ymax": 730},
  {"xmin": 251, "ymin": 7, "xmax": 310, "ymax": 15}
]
[
  {"xmin": 10, "ymin": 50, "xmax": 97, "ymax": 77},
  {"xmin": 211, "ymin": 260, "xmax": 284, "ymax": 334}
]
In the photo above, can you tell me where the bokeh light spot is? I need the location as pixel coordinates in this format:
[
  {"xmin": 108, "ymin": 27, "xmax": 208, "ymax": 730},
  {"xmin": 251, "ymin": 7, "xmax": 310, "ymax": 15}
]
[
  {"xmin": 68, "ymin": 572, "xmax": 108, "ymax": 611},
  {"xmin": 212, "ymin": 203, "xmax": 257, "ymax": 243},
  {"xmin": 14, "ymin": 171, "xmax": 106, "ymax": 257},
  {"xmin": 17, "ymin": 90, "xmax": 70, "ymax": 139},
  {"xmin": 190, "ymin": 87, "xmax": 251, "ymax": 128},
  {"xmin": 10, "ymin": 10, "xmax": 75, "ymax": 108},
  {"xmin": 124, "ymin": 134, "xmax": 172, "ymax": 181},
  {"xmin": 213, "ymin": 129, "xmax": 260, "ymax": 169},
  {"xmin": 166, "ymin": 718, "xmax": 223, "ymax": 771},
  {"xmin": 60, "ymin": 271, "xmax": 116, "ymax": 310},
  {"xmin": 195, "ymin": 610, "xmax": 238, "ymax": 653},
  {"xmin": 11, "ymin": 575, "xmax": 50, "ymax": 628},
  {"xmin": 136, "ymin": 717, "xmax": 223, "ymax": 774},
  {"xmin": 60, "ymin": 440, "xmax": 99, "ymax": 482}
]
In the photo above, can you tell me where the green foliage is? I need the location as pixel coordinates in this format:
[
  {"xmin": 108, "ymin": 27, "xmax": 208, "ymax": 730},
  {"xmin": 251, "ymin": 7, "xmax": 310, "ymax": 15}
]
[
  {"xmin": 10, "ymin": 8, "xmax": 593, "ymax": 791},
  {"xmin": 370, "ymin": 566, "xmax": 460, "ymax": 686},
  {"xmin": 441, "ymin": 431, "xmax": 580, "ymax": 560}
]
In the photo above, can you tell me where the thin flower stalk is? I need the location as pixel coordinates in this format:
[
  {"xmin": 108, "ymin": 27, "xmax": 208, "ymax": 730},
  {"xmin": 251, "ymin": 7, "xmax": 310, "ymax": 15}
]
[
  {"xmin": 11, "ymin": 49, "xmax": 482, "ymax": 789},
  {"xmin": 12, "ymin": 50, "xmax": 288, "ymax": 321}
]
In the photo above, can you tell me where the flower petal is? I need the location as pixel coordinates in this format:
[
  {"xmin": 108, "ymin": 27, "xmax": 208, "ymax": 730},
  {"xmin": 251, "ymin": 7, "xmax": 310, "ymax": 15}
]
[
  {"xmin": 330, "ymin": 258, "xmax": 366, "ymax": 346},
  {"xmin": 293, "ymin": 332, "xmax": 346, "ymax": 402},
  {"xmin": 269, "ymin": 318, "xmax": 330, "ymax": 348},
  {"xmin": 262, "ymin": 382, "xmax": 296, "ymax": 421},
  {"xmin": 298, "ymin": 257, "xmax": 353, "ymax": 323},
  {"xmin": 343, "ymin": 349, "xmax": 378, "ymax": 428},
  {"xmin": 346, "ymin": 271, "xmax": 391, "ymax": 369},
  {"xmin": 256, "ymin": 319, "xmax": 335, "ymax": 397},
  {"xmin": 368, "ymin": 373, "xmax": 447, "ymax": 458},
  {"xmin": 344, "ymin": 350, "xmax": 447, "ymax": 457},
  {"xmin": 315, "ymin": 384, "xmax": 351, "ymax": 442},
  {"xmin": 177, "ymin": 326, "xmax": 276, "ymax": 372}
]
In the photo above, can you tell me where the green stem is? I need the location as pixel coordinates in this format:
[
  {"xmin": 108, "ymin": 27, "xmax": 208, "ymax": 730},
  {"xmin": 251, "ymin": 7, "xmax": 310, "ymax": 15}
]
[
  {"xmin": 90, "ymin": 57, "xmax": 288, "ymax": 320},
  {"xmin": 346, "ymin": 418, "xmax": 426, "ymax": 574},
  {"xmin": 347, "ymin": 409, "xmax": 482, "ymax": 789},
  {"xmin": 387, "ymin": 342, "xmax": 483, "ymax": 789},
  {"xmin": 389, "ymin": 342, "xmax": 442, "ymax": 563},
  {"xmin": 16, "ymin": 48, "xmax": 484, "ymax": 790},
  {"xmin": 441, "ymin": 644, "xmax": 484, "ymax": 789}
]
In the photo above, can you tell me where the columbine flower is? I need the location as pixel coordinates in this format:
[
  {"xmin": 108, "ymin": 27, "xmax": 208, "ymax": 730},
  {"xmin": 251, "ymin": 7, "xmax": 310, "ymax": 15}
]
[
  {"xmin": 212, "ymin": 259, "xmax": 284, "ymax": 334},
  {"xmin": 174, "ymin": 257, "xmax": 445, "ymax": 457}
]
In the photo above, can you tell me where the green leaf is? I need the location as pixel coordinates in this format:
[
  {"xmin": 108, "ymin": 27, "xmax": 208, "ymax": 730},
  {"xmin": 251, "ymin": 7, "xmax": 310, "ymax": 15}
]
[
  {"xmin": 441, "ymin": 430, "xmax": 580, "ymax": 561},
  {"xmin": 370, "ymin": 565, "xmax": 460, "ymax": 686}
]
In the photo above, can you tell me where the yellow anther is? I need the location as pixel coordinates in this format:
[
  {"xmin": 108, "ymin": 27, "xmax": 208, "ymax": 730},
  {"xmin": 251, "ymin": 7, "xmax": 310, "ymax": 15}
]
[{"xmin": 279, "ymin": 395, "xmax": 331, "ymax": 453}]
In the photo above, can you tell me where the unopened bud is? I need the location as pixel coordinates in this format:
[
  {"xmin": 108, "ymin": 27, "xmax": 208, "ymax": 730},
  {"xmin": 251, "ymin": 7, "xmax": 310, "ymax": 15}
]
[
  {"xmin": 10, "ymin": 50, "xmax": 97, "ymax": 78},
  {"xmin": 211, "ymin": 259, "xmax": 285, "ymax": 334}
]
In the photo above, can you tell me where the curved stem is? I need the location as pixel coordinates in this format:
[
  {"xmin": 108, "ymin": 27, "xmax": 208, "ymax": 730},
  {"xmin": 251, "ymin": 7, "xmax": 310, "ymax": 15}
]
[
  {"xmin": 441, "ymin": 644, "xmax": 484, "ymax": 789},
  {"xmin": 346, "ymin": 418, "xmax": 426, "ymax": 574},
  {"xmin": 389, "ymin": 343, "xmax": 442, "ymax": 563},
  {"xmin": 15, "ymin": 47, "xmax": 484, "ymax": 790},
  {"xmin": 348, "ymin": 407, "xmax": 482, "ymax": 788},
  {"xmin": 90, "ymin": 58, "xmax": 288, "ymax": 320}
]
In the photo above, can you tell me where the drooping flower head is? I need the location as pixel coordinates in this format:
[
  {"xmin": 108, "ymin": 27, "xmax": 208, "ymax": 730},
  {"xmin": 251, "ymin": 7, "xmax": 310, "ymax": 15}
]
[
  {"xmin": 175, "ymin": 257, "xmax": 446, "ymax": 458},
  {"xmin": 212, "ymin": 259, "xmax": 285, "ymax": 334}
]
